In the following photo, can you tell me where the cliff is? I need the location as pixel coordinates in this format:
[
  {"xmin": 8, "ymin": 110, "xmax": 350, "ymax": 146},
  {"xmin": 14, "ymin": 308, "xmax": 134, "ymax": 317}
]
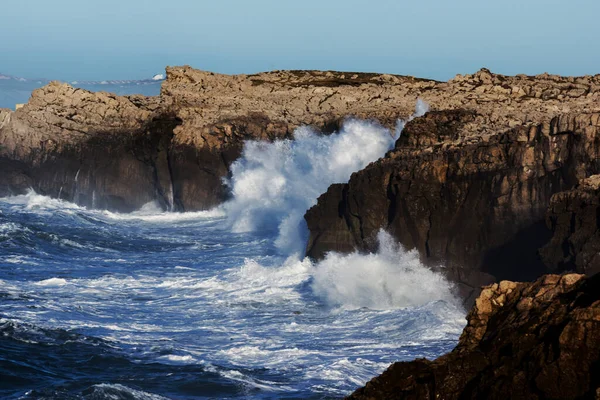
[
  {"xmin": 347, "ymin": 273, "xmax": 600, "ymax": 400},
  {"xmin": 0, "ymin": 67, "xmax": 435, "ymax": 211},
  {"xmin": 305, "ymin": 70, "xmax": 600, "ymax": 301},
  {"xmin": 3, "ymin": 67, "xmax": 600, "ymax": 298},
  {"xmin": 3, "ymin": 67, "xmax": 600, "ymax": 214},
  {"xmin": 541, "ymin": 174, "xmax": 600, "ymax": 276}
]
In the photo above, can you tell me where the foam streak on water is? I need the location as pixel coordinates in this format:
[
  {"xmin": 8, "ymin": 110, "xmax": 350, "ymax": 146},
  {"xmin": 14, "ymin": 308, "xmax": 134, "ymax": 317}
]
[{"xmin": 0, "ymin": 105, "xmax": 466, "ymax": 400}]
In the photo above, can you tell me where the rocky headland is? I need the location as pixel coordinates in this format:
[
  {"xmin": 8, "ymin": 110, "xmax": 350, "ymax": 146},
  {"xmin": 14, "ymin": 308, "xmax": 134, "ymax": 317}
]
[
  {"xmin": 2, "ymin": 66, "xmax": 600, "ymax": 398},
  {"xmin": 3, "ymin": 67, "xmax": 600, "ymax": 297},
  {"xmin": 0, "ymin": 67, "xmax": 430, "ymax": 211}
]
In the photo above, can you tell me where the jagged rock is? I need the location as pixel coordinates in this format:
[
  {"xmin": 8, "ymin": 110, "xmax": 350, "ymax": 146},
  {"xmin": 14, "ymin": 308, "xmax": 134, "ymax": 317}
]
[
  {"xmin": 540, "ymin": 175, "xmax": 600, "ymax": 275},
  {"xmin": 305, "ymin": 108, "xmax": 600, "ymax": 301},
  {"xmin": 0, "ymin": 83, "xmax": 173, "ymax": 212},
  {"xmin": 0, "ymin": 68, "xmax": 432, "ymax": 211},
  {"xmin": 4, "ymin": 67, "xmax": 600, "ymax": 295},
  {"xmin": 347, "ymin": 273, "xmax": 600, "ymax": 400},
  {"xmin": 4, "ymin": 67, "xmax": 600, "ymax": 212}
]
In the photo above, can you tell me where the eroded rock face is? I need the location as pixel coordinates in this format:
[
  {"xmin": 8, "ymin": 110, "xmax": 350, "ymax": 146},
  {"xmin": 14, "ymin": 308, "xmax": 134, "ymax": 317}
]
[
  {"xmin": 3, "ymin": 67, "xmax": 600, "ymax": 214},
  {"xmin": 0, "ymin": 68, "xmax": 436, "ymax": 211},
  {"xmin": 347, "ymin": 273, "xmax": 600, "ymax": 400},
  {"xmin": 305, "ymin": 82, "xmax": 600, "ymax": 300},
  {"xmin": 0, "ymin": 83, "xmax": 174, "ymax": 212},
  {"xmin": 541, "ymin": 175, "xmax": 600, "ymax": 276}
]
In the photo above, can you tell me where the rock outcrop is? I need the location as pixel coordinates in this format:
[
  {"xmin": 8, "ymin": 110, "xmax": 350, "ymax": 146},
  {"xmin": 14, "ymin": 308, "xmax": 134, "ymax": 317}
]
[
  {"xmin": 0, "ymin": 83, "xmax": 173, "ymax": 212},
  {"xmin": 3, "ymin": 66, "xmax": 600, "ymax": 297},
  {"xmin": 305, "ymin": 70, "xmax": 600, "ymax": 300},
  {"xmin": 347, "ymin": 273, "xmax": 600, "ymax": 400},
  {"xmin": 0, "ymin": 67, "xmax": 438, "ymax": 211},
  {"xmin": 3, "ymin": 67, "xmax": 600, "ymax": 214},
  {"xmin": 541, "ymin": 174, "xmax": 600, "ymax": 276}
]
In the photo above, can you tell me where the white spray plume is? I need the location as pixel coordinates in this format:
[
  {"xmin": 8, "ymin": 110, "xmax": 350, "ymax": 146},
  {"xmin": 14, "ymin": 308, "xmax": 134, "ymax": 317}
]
[
  {"xmin": 223, "ymin": 100, "xmax": 429, "ymax": 256},
  {"xmin": 311, "ymin": 230, "xmax": 457, "ymax": 310},
  {"xmin": 395, "ymin": 98, "xmax": 430, "ymax": 138}
]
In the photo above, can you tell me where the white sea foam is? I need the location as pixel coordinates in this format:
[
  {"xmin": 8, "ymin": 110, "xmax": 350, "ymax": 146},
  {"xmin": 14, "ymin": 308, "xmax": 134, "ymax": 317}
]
[
  {"xmin": 34, "ymin": 277, "xmax": 68, "ymax": 287},
  {"xmin": 1, "ymin": 189, "xmax": 84, "ymax": 212},
  {"xmin": 103, "ymin": 202, "xmax": 225, "ymax": 223},
  {"xmin": 312, "ymin": 231, "xmax": 457, "ymax": 310},
  {"xmin": 222, "ymin": 101, "xmax": 429, "ymax": 255}
]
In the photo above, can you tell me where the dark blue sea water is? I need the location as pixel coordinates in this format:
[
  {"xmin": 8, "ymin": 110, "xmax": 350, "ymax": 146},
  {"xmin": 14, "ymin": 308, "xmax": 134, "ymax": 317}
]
[{"xmin": 0, "ymin": 114, "xmax": 465, "ymax": 399}]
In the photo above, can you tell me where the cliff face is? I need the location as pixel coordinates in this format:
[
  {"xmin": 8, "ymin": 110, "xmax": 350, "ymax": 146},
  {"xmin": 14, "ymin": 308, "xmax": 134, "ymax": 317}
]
[
  {"xmin": 347, "ymin": 273, "xmax": 600, "ymax": 400},
  {"xmin": 0, "ymin": 83, "xmax": 172, "ymax": 212},
  {"xmin": 3, "ymin": 67, "xmax": 600, "ymax": 292},
  {"xmin": 305, "ymin": 70, "xmax": 600, "ymax": 301},
  {"xmin": 0, "ymin": 67, "xmax": 437, "ymax": 211},
  {"xmin": 3, "ymin": 67, "xmax": 600, "ymax": 214},
  {"xmin": 541, "ymin": 175, "xmax": 600, "ymax": 276}
]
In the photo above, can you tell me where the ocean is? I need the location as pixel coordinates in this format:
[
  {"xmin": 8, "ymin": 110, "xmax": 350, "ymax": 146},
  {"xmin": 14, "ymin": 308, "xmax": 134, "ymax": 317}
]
[{"xmin": 0, "ymin": 104, "xmax": 465, "ymax": 399}]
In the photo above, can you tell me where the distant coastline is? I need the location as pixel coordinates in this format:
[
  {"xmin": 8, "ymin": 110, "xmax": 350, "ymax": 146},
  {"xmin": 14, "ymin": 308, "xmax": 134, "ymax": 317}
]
[{"xmin": 0, "ymin": 73, "xmax": 164, "ymax": 110}]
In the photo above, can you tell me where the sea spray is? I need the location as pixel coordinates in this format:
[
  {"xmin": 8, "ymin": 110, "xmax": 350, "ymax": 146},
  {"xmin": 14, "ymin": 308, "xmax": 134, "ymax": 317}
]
[
  {"xmin": 215, "ymin": 230, "xmax": 458, "ymax": 310},
  {"xmin": 218, "ymin": 100, "xmax": 460, "ymax": 311},
  {"xmin": 223, "ymin": 101, "xmax": 430, "ymax": 255},
  {"xmin": 311, "ymin": 230, "xmax": 458, "ymax": 310}
]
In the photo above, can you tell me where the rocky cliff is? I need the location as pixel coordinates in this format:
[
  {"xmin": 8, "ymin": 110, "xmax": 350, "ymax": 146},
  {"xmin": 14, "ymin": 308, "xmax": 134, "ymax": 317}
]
[
  {"xmin": 3, "ymin": 67, "xmax": 600, "ymax": 297},
  {"xmin": 305, "ymin": 70, "xmax": 600, "ymax": 301},
  {"xmin": 0, "ymin": 67, "xmax": 435, "ymax": 211},
  {"xmin": 541, "ymin": 174, "xmax": 600, "ymax": 276},
  {"xmin": 3, "ymin": 67, "xmax": 600, "ymax": 215},
  {"xmin": 347, "ymin": 273, "xmax": 600, "ymax": 400}
]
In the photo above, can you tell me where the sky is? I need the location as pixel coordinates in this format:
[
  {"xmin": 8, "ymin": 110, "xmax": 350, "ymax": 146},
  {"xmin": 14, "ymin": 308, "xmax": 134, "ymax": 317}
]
[{"xmin": 2, "ymin": 0, "xmax": 600, "ymax": 81}]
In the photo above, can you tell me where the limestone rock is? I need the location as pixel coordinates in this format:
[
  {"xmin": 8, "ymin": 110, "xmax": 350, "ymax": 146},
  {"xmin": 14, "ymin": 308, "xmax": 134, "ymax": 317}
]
[
  {"xmin": 305, "ymin": 108, "xmax": 600, "ymax": 301},
  {"xmin": 347, "ymin": 273, "xmax": 600, "ymax": 400}
]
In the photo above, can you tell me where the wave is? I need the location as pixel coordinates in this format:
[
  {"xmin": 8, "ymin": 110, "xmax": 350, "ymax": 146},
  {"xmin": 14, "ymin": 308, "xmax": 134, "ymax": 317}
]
[
  {"xmin": 311, "ymin": 231, "xmax": 458, "ymax": 310},
  {"xmin": 222, "ymin": 101, "xmax": 429, "ymax": 255},
  {"xmin": 80, "ymin": 383, "xmax": 171, "ymax": 400},
  {"xmin": 0, "ymin": 191, "xmax": 224, "ymax": 226},
  {"xmin": 102, "ymin": 202, "xmax": 226, "ymax": 223},
  {"xmin": 0, "ymin": 190, "xmax": 85, "ymax": 213}
]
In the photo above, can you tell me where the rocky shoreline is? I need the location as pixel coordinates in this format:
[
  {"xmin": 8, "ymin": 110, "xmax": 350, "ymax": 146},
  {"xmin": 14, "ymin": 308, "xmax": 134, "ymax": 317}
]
[
  {"xmin": 2, "ymin": 66, "xmax": 600, "ymax": 397},
  {"xmin": 347, "ymin": 273, "xmax": 600, "ymax": 399}
]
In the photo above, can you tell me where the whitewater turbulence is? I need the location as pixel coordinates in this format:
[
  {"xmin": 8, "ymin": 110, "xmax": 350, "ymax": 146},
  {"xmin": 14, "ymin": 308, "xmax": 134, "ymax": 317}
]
[
  {"xmin": 0, "ymin": 100, "xmax": 468, "ymax": 399},
  {"xmin": 221, "ymin": 100, "xmax": 460, "ymax": 310},
  {"xmin": 311, "ymin": 231, "xmax": 457, "ymax": 309},
  {"xmin": 223, "ymin": 100, "xmax": 430, "ymax": 256}
]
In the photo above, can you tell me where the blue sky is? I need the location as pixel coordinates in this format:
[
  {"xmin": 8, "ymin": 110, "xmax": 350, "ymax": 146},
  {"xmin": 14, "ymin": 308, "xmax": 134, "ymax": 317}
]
[{"xmin": 2, "ymin": 0, "xmax": 599, "ymax": 81}]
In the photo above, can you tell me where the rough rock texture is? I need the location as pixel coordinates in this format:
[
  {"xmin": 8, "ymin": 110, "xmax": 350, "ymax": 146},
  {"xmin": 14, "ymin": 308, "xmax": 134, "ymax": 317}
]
[
  {"xmin": 3, "ymin": 67, "xmax": 600, "ymax": 213},
  {"xmin": 541, "ymin": 174, "xmax": 600, "ymax": 276},
  {"xmin": 0, "ymin": 67, "xmax": 437, "ymax": 211},
  {"xmin": 3, "ymin": 67, "xmax": 600, "ymax": 294},
  {"xmin": 347, "ymin": 273, "xmax": 600, "ymax": 400},
  {"xmin": 0, "ymin": 83, "xmax": 173, "ymax": 212},
  {"xmin": 305, "ymin": 70, "xmax": 600, "ymax": 300}
]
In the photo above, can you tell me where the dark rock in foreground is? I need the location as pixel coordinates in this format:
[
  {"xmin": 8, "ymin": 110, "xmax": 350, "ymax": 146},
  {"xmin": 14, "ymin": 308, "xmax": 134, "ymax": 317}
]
[{"xmin": 347, "ymin": 273, "xmax": 600, "ymax": 400}]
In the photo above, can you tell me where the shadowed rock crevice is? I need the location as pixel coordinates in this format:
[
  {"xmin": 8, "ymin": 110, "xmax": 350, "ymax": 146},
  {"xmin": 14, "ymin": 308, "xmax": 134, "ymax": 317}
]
[
  {"xmin": 541, "ymin": 175, "xmax": 600, "ymax": 276},
  {"xmin": 480, "ymin": 220, "xmax": 552, "ymax": 281}
]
